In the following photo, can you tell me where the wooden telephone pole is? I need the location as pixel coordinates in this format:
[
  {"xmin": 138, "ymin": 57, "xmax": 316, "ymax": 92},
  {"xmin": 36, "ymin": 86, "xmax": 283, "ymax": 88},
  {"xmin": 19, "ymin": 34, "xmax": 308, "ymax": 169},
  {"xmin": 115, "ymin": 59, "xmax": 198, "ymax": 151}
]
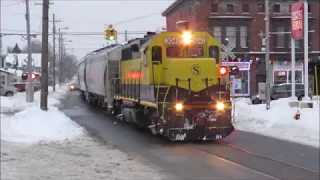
[{"xmin": 40, "ymin": 0, "xmax": 50, "ymax": 110}]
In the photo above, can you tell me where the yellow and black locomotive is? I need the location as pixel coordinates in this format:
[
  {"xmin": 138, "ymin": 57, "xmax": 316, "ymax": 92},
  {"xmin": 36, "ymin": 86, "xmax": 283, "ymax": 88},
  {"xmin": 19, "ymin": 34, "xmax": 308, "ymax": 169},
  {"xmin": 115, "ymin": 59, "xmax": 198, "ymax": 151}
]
[{"xmin": 78, "ymin": 29, "xmax": 238, "ymax": 141}]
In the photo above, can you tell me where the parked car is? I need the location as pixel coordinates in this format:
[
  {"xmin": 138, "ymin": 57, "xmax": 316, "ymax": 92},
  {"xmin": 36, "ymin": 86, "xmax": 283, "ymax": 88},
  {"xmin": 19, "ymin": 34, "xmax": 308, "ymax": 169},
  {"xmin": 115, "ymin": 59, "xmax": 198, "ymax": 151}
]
[
  {"xmin": 251, "ymin": 83, "xmax": 312, "ymax": 104},
  {"xmin": 0, "ymin": 84, "xmax": 17, "ymax": 96},
  {"xmin": 13, "ymin": 82, "xmax": 41, "ymax": 92},
  {"xmin": 270, "ymin": 83, "xmax": 312, "ymax": 101}
]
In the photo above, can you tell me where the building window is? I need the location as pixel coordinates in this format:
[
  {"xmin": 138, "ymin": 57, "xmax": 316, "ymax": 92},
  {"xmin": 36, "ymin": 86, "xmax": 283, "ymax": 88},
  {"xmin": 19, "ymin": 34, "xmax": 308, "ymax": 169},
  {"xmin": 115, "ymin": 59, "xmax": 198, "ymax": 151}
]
[
  {"xmin": 242, "ymin": 4, "xmax": 249, "ymax": 13},
  {"xmin": 276, "ymin": 26, "xmax": 285, "ymax": 48},
  {"xmin": 213, "ymin": 26, "xmax": 222, "ymax": 43},
  {"xmin": 226, "ymin": 26, "xmax": 236, "ymax": 46},
  {"xmin": 227, "ymin": 4, "xmax": 234, "ymax": 13},
  {"xmin": 289, "ymin": 4, "xmax": 291, "ymax": 12},
  {"xmin": 258, "ymin": 4, "xmax": 265, "ymax": 13},
  {"xmin": 289, "ymin": 40, "xmax": 300, "ymax": 49},
  {"xmin": 211, "ymin": 4, "xmax": 218, "ymax": 13},
  {"xmin": 0, "ymin": 75, "xmax": 6, "ymax": 85},
  {"xmin": 308, "ymin": 4, "xmax": 311, "ymax": 13},
  {"xmin": 289, "ymin": 26, "xmax": 300, "ymax": 48},
  {"xmin": 273, "ymin": 4, "xmax": 280, "ymax": 13},
  {"xmin": 240, "ymin": 26, "xmax": 248, "ymax": 48}
]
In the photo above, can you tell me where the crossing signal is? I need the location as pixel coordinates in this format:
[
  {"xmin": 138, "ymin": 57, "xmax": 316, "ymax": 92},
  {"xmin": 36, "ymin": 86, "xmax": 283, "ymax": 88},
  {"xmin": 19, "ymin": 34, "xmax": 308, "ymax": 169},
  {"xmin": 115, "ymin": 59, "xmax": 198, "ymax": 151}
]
[{"xmin": 21, "ymin": 73, "xmax": 39, "ymax": 81}]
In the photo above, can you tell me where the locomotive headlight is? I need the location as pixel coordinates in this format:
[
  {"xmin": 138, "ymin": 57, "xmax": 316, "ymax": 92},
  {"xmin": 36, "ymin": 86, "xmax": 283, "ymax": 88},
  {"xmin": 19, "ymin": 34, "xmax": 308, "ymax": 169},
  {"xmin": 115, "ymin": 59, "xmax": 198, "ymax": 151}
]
[
  {"xmin": 175, "ymin": 103, "xmax": 183, "ymax": 111},
  {"xmin": 216, "ymin": 102, "xmax": 225, "ymax": 110},
  {"xmin": 182, "ymin": 31, "xmax": 191, "ymax": 44},
  {"xmin": 70, "ymin": 85, "xmax": 74, "ymax": 89}
]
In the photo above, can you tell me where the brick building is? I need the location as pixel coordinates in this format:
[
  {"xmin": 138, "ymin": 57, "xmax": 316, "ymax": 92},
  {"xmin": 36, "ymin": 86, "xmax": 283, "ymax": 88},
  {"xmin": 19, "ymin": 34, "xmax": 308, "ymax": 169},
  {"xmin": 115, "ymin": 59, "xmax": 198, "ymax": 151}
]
[{"xmin": 162, "ymin": 0, "xmax": 320, "ymax": 94}]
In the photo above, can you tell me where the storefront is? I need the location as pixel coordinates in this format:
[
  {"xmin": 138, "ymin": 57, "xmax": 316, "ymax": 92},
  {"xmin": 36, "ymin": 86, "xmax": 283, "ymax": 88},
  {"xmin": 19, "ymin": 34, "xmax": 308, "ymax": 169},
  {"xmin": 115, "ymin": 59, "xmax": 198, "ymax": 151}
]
[
  {"xmin": 222, "ymin": 62, "xmax": 250, "ymax": 97},
  {"xmin": 272, "ymin": 61, "xmax": 304, "ymax": 84}
]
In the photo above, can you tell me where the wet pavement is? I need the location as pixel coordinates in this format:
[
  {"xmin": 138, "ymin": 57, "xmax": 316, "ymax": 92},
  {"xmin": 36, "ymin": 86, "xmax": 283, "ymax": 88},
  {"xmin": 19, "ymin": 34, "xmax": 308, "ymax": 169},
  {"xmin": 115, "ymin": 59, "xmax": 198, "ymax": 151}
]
[{"xmin": 60, "ymin": 91, "xmax": 320, "ymax": 180}]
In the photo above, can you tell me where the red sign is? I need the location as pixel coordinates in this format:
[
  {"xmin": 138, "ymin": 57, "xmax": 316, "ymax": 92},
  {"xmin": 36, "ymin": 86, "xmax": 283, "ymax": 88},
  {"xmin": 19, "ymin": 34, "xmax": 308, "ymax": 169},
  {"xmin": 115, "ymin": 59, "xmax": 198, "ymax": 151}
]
[{"xmin": 291, "ymin": 1, "xmax": 304, "ymax": 39}]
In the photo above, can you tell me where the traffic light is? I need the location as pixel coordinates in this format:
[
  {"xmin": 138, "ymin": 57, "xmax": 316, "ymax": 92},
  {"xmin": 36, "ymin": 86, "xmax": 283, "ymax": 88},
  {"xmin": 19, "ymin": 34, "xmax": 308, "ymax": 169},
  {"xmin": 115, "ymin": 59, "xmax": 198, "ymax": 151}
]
[
  {"xmin": 21, "ymin": 73, "xmax": 39, "ymax": 81},
  {"xmin": 105, "ymin": 29, "xmax": 110, "ymax": 40},
  {"xmin": 105, "ymin": 28, "xmax": 117, "ymax": 40}
]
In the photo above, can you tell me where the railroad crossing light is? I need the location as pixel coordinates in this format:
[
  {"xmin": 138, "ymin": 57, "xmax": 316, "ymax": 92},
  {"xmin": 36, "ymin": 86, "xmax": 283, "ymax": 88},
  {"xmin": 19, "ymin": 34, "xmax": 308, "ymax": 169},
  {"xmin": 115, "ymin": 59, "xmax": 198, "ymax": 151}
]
[
  {"xmin": 21, "ymin": 73, "xmax": 39, "ymax": 80},
  {"xmin": 220, "ymin": 66, "xmax": 228, "ymax": 76},
  {"xmin": 229, "ymin": 66, "xmax": 240, "ymax": 75},
  {"xmin": 32, "ymin": 73, "xmax": 39, "ymax": 80},
  {"xmin": 21, "ymin": 73, "xmax": 28, "ymax": 80}
]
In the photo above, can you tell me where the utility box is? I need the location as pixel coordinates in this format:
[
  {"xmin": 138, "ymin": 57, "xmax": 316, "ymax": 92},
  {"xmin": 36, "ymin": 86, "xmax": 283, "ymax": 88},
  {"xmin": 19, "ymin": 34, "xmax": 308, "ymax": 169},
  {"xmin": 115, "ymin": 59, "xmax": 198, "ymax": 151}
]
[{"xmin": 258, "ymin": 83, "xmax": 266, "ymax": 100}]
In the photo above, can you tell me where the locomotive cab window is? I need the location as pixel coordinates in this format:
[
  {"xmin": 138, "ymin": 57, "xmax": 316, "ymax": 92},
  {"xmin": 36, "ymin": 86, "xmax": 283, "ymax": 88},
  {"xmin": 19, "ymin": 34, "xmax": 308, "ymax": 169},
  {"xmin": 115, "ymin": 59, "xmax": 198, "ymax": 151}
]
[
  {"xmin": 152, "ymin": 46, "xmax": 162, "ymax": 63},
  {"xmin": 209, "ymin": 46, "xmax": 219, "ymax": 64},
  {"xmin": 166, "ymin": 45, "xmax": 204, "ymax": 58}
]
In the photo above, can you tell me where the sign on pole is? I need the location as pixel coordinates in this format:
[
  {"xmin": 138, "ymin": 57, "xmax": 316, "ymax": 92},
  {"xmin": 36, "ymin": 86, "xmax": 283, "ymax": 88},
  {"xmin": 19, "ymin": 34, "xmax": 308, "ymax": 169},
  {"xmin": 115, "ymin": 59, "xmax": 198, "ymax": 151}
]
[
  {"xmin": 291, "ymin": 1, "xmax": 304, "ymax": 39},
  {"xmin": 221, "ymin": 44, "xmax": 236, "ymax": 62}
]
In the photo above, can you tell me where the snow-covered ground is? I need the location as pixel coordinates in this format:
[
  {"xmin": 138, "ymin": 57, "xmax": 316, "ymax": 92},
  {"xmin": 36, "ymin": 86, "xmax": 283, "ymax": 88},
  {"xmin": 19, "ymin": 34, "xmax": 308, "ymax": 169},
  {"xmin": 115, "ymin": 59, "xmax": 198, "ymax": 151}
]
[
  {"xmin": 1, "ymin": 137, "xmax": 172, "ymax": 180},
  {"xmin": 1, "ymin": 85, "xmax": 173, "ymax": 180},
  {"xmin": 234, "ymin": 98, "xmax": 319, "ymax": 148},
  {"xmin": 1, "ymin": 85, "xmax": 68, "ymax": 113}
]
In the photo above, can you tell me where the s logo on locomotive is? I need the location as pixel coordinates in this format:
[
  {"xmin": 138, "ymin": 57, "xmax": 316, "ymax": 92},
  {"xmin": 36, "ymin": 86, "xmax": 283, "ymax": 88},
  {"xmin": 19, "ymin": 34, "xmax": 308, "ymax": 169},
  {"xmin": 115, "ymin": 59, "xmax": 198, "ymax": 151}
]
[{"xmin": 190, "ymin": 64, "xmax": 200, "ymax": 76}]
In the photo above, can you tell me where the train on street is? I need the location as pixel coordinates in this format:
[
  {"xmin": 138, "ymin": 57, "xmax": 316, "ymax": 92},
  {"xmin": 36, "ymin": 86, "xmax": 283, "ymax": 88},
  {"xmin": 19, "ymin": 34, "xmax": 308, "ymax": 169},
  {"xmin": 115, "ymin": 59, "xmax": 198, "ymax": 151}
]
[{"xmin": 77, "ymin": 30, "xmax": 239, "ymax": 141}]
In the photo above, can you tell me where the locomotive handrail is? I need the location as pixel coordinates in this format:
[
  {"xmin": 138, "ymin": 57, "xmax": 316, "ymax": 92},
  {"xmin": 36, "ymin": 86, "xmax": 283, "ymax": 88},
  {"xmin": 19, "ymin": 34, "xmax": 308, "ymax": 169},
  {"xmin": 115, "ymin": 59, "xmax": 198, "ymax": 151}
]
[
  {"xmin": 162, "ymin": 85, "xmax": 171, "ymax": 118},
  {"xmin": 152, "ymin": 61, "xmax": 161, "ymax": 116}
]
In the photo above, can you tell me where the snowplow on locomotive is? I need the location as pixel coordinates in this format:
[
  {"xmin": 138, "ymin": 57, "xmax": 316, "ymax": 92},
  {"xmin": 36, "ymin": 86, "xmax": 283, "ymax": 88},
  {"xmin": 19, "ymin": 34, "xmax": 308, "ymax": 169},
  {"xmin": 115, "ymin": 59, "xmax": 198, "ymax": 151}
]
[{"xmin": 77, "ymin": 31, "xmax": 239, "ymax": 141}]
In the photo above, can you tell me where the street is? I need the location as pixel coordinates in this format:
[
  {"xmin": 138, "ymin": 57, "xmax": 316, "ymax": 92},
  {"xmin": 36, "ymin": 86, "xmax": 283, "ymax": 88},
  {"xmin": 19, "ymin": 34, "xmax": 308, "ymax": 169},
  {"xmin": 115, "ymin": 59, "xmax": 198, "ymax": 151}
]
[{"xmin": 60, "ymin": 91, "xmax": 320, "ymax": 180}]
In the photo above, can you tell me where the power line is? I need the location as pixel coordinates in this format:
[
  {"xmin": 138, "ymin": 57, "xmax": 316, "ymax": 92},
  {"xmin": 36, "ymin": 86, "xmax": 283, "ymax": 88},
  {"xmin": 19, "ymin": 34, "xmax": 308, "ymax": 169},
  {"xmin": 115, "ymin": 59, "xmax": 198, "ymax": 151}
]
[
  {"xmin": 2, "ymin": 0, "xmax": 175, "ymax": 1},
  {"xmin": 113, "ymin": 12, "xmax": 162, "ymax": 26}
]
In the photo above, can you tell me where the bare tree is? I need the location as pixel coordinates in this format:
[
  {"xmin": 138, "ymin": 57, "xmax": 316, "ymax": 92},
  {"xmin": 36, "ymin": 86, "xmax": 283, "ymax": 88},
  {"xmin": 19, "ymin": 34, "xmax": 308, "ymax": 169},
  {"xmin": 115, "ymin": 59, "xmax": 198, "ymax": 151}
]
[{"xmin": 61, "ymin": 54, "xmax": 78, "ymax": 80}]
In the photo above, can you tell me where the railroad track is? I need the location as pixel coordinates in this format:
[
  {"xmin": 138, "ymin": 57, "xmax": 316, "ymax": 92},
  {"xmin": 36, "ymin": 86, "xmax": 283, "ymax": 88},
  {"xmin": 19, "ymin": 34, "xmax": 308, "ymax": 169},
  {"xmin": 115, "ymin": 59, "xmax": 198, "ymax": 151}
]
[
  {"xmin": 78, "ymin": 97, "xmax": 319, "ymax": 180},
  {"xmin": 189, "ymin": 141, "xmax": 319, "ymax": 180}
]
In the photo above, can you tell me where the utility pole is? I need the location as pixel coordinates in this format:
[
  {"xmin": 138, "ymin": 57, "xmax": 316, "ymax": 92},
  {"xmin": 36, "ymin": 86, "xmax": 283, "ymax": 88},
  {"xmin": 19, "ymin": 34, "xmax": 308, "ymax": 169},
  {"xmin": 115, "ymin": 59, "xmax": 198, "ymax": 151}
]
[
  {"xmin": 40, "ymin": 0, "xmax": 50, "ymax": 111},
  {"xmin": 58, "ymin": 30, "xmax": 61, "ymax": 86},
  {"xmin": 265, "ymin": 0, "xmax": 271, "ymax": 110},
  {"xmin": 25, "ymin": 0, "xmax": 34, "ymax": 103},
  {"xmin": 124, "ymin": 30, "xmax": 128, "ymax": 41},
  {"xmin": 60, "ymin": 35, "xmax": 64, "ymax": 85},
  {"xmin": 50, "ymin": 14, "xmax": 61, "ymax": 91}
]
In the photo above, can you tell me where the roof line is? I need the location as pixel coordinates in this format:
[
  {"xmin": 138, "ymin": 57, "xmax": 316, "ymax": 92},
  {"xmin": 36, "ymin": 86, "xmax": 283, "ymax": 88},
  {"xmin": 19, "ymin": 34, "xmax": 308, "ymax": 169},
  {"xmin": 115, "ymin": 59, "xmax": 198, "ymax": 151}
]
[{"xmin": 161, "ymin": 0, "xmax": 183, "ymax": 17}]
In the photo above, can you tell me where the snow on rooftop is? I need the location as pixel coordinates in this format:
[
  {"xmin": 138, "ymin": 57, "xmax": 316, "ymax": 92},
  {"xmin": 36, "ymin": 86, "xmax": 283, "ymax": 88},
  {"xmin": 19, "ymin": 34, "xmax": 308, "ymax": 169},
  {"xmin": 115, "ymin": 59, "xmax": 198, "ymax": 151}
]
[
  {"xmin": 0, "ymin": 68, "xmax": 15, "ymax": 74},
  {"xmin": 5, "ymin": 53, "xmax": 42, "ymax": 68},
  {"xmin": 234, "ymin": 98, "xmax": 319, "ymax": 148},
  {"xmin": 1, "ymin": 84, "xmax": 86, "ymax": 144}
]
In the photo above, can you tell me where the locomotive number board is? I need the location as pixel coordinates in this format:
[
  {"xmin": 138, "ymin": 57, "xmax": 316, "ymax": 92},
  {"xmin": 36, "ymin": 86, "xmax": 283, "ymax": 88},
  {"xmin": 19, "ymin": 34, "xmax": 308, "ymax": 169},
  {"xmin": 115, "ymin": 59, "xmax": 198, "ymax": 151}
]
[{"xmin": 164, "ymin": 37, "xmax": 206, "ymax": 45}]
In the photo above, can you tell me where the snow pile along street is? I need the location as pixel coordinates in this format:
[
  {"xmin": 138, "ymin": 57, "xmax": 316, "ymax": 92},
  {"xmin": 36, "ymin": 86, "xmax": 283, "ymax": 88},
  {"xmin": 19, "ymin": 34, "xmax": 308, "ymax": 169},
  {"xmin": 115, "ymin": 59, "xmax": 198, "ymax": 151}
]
[
  {"xmin": 234, "ymin": 98, "xmax": 319, "ymax": 148},
  {"xmin": 1, "ymin": 84, "xmax": 85, "ymax": 144},
  {"xmin": 1, "ymin": 105, "xmax": 85, "ymax": 143},
  {"xmin": 0, "ymin": 85, "xmax": 69, "ymax": 113},
  {"xmin": 1, "ymin": 136, "xmax": 174, "ymax": 180}
]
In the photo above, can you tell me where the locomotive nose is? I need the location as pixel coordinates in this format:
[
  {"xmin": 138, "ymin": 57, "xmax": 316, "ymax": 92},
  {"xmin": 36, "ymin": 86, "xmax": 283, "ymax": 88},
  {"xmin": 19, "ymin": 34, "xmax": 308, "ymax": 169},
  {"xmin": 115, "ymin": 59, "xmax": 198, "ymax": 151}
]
[{"xmin": 165, "ymin": 58, "xmax": 219, "ymax": 92}]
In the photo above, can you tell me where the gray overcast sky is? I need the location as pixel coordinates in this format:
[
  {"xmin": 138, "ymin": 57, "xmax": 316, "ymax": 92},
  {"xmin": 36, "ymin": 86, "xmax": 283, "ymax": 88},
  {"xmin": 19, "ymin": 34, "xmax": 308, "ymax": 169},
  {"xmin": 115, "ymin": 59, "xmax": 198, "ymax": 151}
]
[{"xmin": 1, "ymin": 0, "xmax": 173, "ymax": 59}]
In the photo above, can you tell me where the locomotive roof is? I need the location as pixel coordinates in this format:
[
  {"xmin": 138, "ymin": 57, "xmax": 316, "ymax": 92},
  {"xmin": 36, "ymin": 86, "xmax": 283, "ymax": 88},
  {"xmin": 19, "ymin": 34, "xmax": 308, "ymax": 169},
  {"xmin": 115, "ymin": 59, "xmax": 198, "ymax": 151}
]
[{"xmin": 140, "ymin": 34, "xmax": 158, "ymax": 50}]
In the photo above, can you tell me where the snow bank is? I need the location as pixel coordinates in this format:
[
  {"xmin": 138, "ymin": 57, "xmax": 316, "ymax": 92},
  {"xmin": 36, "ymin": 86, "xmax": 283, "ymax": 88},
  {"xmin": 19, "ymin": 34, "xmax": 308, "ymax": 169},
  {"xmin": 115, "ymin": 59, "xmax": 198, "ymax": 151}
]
[
  {"xmin": 234, "ymin": 98, "xmax": 319, "ymax": 148},
  {"xmin": 1, "ymin": 83, "xmax": 85, "ymax": 144},
  {"xmin": 1, "ymin": 105, "xmax": 85, "ymax": 144},
  {"xmin": 1, "ymin": 85, "xmax": 69, "ymax": 113}
]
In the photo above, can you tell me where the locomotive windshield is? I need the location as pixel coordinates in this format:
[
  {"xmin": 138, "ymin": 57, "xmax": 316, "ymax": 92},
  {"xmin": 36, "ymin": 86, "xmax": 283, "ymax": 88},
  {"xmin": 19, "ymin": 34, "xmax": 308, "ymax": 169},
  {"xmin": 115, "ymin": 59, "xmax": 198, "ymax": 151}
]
[{"xmin": 166, "ymin": 45, "xmax": 205, "ymax": 58}]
